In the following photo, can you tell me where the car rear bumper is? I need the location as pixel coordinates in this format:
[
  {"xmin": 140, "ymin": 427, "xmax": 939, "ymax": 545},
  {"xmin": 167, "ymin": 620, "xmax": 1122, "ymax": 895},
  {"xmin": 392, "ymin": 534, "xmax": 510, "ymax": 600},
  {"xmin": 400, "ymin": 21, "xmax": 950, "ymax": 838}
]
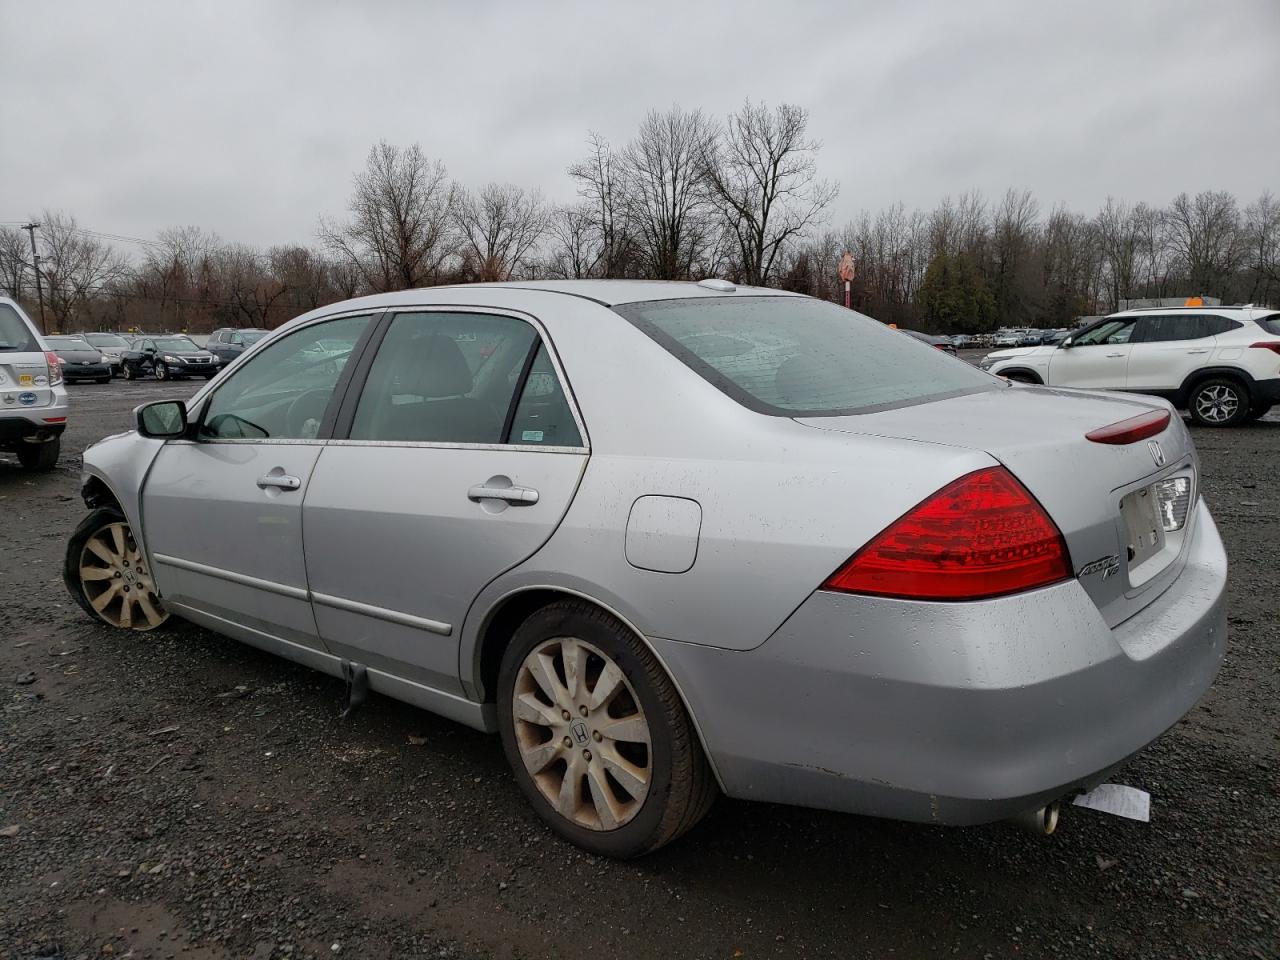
[{"xmin": 656, "ymin": 500, "xmax": 1227, "ymax": 824}]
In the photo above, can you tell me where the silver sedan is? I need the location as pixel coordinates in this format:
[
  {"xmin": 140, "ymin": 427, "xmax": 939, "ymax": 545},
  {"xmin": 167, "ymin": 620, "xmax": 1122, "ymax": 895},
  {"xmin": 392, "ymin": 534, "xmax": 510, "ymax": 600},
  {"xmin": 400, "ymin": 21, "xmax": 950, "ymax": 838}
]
[{"xmin": 65, "ymin": 281, "xmax": 1227, "ymax": 858}]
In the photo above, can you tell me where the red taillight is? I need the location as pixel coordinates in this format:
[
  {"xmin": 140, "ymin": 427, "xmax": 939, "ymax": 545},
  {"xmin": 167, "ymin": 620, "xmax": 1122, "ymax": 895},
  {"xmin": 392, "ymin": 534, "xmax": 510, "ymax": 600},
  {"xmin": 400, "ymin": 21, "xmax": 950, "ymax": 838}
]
[
  {"xmin": 1250, "ymin": 341, "xmax": 1280, "ymax": 355},
  {"xmin": 1085, "ymin": 409, "xmax": 1170, "ymax": 445},
  {"xmin": 44, "ymin": 350, "xmax": 63, "ymax": 386},
  {"xmin": 821, "ymin": 466, "xmax": 1072, "ymax": 601}
]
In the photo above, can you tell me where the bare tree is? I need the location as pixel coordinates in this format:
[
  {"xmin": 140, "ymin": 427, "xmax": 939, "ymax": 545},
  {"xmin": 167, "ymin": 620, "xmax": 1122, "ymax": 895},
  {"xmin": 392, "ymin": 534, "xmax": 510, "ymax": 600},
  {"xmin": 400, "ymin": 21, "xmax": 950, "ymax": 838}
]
[
  {"xmin": 990, "ymin": 189, "xmax": 1041, "ymax": 325},
  {"xmin": 1094, "ymin": 197, "xmax": 1141, "ymax": 310},
  {"xmin": 621, "ymin": 107, "xmax": 719, "ymax": 280},
  {"xmin": 37, "ymin": 212, "xmax": 130, "ymax": 330},
  {"xmin": 568, "ymin": 132, "xmax": 633, "ymax": 277},
  {"xmin": 543, "ymin": 204, "xmax": 603, "ymax": 279},
  {"xmin": 319, "ymin": 141, "xmax": 456, "ymax": 292},
  {"xmin": 0, "ymin": 227, "xmax": 28, "ymax": 299},
  {"xmin": 1243, "ymin": 191, "xmax": 1280, "ymax": 305},
  {"xmin": 1164, "ymin": 191, "xmax": 1244, "ymax": 298},
  {"xmin": 453, "ymin": 183, "xmax": 548, "ymax": 282},
  {"xmin": 702, "ymin": 102, "xmax": 837, "ymax": 286}
]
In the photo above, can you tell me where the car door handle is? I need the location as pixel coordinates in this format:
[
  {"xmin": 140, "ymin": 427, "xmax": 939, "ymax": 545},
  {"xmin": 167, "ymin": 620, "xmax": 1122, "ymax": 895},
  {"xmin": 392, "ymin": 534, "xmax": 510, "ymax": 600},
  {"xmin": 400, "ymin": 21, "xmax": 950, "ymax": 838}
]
[
  {"xmin": 1105, "ymin": 352, "xmax": 1126, "ymax": 358},
  {"xmin": 1186, "ymin": 349, "xmax": 1210, "ymax": 354},
  {"xmin": 468, "ymin": 483, "xmax": 539, "ymax": 505},
  {"xmin": 257, "ymin": 474, "xmax": 301, "ymax": 491}
]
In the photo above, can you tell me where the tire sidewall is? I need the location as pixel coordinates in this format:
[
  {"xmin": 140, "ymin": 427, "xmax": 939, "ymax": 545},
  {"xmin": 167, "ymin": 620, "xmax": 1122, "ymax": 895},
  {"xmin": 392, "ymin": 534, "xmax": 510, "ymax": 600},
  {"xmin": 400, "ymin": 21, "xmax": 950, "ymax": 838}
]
[
  {"xmin": 1189, "ymin": 378, "xmax": 1249, "ymax": 427},
  {"xmin": 497, "ymin": 603, "xmax": 679, "ymax": 858},
  {"xmin": 155, "ymin": 363, "xmax": 168, "ymax": 381}
]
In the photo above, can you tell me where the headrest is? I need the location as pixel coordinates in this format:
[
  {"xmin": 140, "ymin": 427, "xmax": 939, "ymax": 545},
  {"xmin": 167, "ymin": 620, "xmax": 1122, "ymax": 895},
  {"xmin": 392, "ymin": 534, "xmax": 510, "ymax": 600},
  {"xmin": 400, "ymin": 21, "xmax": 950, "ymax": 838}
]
[{"xmin": 395, "ymin": 334, "xmax": 474, "ymax": 398}]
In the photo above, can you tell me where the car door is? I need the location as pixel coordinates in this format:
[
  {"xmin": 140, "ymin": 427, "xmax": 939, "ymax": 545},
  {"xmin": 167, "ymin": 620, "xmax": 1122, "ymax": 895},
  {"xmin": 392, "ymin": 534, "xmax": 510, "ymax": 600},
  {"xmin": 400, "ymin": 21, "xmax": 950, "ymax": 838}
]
[
  {"xmin": 1124, "ymin": 314, "xmax": 1219, "ymax": 392},
  {"xmin": 301, "ymin": 309, "xmax": 589, "ymax": 695},
  {"xmin": 141, "ymin": 312, "xmax": 376, "ymax": 657},
  {"xmin": 1045, "ymin": 317, "xmax": 1136, "ymax": 388}
]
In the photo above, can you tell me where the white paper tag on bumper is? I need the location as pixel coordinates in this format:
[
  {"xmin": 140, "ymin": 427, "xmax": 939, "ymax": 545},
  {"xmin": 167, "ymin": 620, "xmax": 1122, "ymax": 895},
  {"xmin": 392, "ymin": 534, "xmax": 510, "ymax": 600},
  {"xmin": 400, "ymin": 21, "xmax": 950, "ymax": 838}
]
[{"xmin": 1071, "ymin": 783, "xmax": 1151, "ymax": 822}]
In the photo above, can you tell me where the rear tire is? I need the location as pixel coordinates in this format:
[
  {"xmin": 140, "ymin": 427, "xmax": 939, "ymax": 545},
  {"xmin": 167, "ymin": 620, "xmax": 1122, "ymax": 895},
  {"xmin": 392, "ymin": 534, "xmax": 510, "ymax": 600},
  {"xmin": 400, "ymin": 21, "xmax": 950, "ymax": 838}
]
[
  {"xmin": 16, "ymin": 436, "xmax": 59, "ymax": 471},
  {"xmin": 1188, "ymin": 377, "xmax": 1250, "ymax": 427},
  {"xmin": 497, "ymin": 600, "xmax": 716, "ymax": 858}
]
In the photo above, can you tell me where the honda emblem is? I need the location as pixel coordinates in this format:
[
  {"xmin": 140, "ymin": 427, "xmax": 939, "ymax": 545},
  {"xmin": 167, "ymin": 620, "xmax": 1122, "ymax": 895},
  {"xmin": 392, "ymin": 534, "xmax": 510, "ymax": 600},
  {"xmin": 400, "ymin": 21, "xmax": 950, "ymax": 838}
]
[{"xmin": 1148, "ymin": 440, "xmax": 1166, "ymax": 467}]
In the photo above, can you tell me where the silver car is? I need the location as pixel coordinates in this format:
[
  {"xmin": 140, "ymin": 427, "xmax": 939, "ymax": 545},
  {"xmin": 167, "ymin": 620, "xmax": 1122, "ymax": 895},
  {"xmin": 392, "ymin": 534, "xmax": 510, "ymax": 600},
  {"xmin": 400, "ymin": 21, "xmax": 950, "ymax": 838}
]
[
  {"xmin": 64, "ymin": 281, "xmax": 1227, "ymax": 857},
  {"xmin": 0, "ymin": 296, "xmax": 67, "ymax": 470}
]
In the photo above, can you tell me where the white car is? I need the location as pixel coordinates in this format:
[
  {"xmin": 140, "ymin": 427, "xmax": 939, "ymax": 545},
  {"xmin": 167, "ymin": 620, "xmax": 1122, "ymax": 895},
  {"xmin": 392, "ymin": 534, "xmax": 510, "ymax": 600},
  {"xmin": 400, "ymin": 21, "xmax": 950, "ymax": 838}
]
[
  {"xmin": 0, "ymin": 296, "xmax": 67, "ymax": 469},
  {"xmin": 980, "ymin": 306, "xmax": 1280, "ymax": 426}
]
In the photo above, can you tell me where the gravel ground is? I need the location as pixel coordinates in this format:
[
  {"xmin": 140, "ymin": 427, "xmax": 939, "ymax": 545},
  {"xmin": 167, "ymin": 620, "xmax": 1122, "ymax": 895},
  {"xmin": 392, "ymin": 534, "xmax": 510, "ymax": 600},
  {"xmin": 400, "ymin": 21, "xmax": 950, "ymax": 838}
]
[{"xmin": 1, "ymin": 379, "xmax": 1277, "ymax": 960}]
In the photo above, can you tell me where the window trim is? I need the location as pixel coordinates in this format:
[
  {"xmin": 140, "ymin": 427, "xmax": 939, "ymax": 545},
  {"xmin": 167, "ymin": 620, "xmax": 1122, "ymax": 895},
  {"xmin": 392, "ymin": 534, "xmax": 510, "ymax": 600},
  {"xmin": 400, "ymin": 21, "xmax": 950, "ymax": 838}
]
[
  {"xmin": 187, "ymin": 309, "xmax": 384, "ymax": 444},
  {"xmin": 328, "ymin": 305, "xmax": 590, "ymax": 453}
]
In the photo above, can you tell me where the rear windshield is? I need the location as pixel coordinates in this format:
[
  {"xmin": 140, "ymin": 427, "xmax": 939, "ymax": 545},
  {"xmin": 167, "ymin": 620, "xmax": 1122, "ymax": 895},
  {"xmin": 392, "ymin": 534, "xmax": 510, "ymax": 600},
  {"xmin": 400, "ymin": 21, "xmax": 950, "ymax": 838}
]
[
  {"xmin": 0, "ymin": 304, "xmax": 40, "ymax": 352},
  {"xmin": 614, "ymin": 296, "xmax": 997, "ymax": 416},
  {"xmin": 1256, "ymin": 313, "xmax": 1280, "ymax": 335}
]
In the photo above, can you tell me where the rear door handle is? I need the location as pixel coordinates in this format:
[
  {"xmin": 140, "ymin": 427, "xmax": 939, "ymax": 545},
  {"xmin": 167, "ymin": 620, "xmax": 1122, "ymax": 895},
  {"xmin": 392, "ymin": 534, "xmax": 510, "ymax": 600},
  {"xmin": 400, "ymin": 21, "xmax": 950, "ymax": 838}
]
[
  {"xmin": 468, "ymin": 483, "xmax": 539, "ymax": 505},
  {"xmin": 1105, "ymin": 352, "xmax": 1126, "ymax": 358},
  {"xmin": 257, "ymin": 474, "xmax": 301, "ymax": 491}
]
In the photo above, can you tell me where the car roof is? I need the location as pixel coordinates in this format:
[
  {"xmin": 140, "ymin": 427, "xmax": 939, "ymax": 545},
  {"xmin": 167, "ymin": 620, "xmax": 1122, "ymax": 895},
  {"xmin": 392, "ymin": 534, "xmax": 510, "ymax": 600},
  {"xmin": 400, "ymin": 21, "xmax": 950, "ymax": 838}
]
[
  {"xmin": 1109, "ymin": 305, "xmax": 1280, "ymax": 319},
  {"xmin": 310, "ymin": 279, "xmax": 803, "ymax": 312}
]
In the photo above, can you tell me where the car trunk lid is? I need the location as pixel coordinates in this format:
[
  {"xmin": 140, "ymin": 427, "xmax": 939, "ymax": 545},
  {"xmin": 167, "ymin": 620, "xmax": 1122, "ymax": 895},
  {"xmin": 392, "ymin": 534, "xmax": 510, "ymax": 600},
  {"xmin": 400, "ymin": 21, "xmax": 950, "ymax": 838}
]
[{"xmin": 796, "ymin": 385, "xmax": 1198, "ymax": 628}]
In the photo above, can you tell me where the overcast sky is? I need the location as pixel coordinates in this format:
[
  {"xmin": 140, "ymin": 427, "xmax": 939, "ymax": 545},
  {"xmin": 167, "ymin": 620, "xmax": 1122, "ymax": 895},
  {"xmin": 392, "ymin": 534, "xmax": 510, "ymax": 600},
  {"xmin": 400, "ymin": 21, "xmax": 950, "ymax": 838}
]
[{"xmin": 2, "ymin": 0, "xmax": 1277, "ymax": 253}]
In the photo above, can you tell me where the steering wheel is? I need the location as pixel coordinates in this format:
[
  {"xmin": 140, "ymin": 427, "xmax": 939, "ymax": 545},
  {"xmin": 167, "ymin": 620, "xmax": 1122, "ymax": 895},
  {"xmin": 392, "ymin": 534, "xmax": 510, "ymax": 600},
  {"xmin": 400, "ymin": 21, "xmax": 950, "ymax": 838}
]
[{"xmin": 284, "ymin": 388, "xmax": 332, "ymax": 438}]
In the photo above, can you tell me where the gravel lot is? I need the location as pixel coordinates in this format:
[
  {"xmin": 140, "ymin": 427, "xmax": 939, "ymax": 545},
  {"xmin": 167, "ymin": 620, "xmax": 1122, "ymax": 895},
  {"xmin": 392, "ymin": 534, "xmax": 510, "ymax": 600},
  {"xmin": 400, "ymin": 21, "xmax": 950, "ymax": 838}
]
[{"xmin": 2, "ymin": 379, "xmax": 1276, "ymax": 960}]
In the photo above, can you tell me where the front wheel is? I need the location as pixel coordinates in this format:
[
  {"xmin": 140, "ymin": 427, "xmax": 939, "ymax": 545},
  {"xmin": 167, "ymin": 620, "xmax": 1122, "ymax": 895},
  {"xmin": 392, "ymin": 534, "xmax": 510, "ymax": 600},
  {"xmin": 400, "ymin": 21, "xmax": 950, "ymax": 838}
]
[
  {"xmin": 154, "ymin": 363, "xmax": 169, "ymax": 381},
  {"xmin": 497, "ymin": 600, "xmax": 716, "ymax": 858},
  {"xmin": 16, "ymin": 436, "xmax": 59, "ymax": 471},
  {"xmin": 1188, "ymin": 378, "xmax": 1250, "ymax": 427},
  {"xmin": 64, "ymin": 508, "xmax": 169, "ymax": 631},
  {"xmin": 123, "ymin": 364, "xmax": 137, "ymax": 380}
]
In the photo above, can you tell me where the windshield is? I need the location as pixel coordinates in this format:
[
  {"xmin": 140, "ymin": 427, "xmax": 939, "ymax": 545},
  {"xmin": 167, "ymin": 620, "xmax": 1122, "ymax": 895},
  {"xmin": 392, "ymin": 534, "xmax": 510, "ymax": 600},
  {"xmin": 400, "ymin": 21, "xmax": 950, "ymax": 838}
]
[
  {"xmin": 85, "ymin": 333, "xmax": 129, "ymax": 348},
  {"xmin": 155, "ymin": 337, "xmax": 200, "ymax": 352},
  {"xmin": 615, "ymin": 296, "xmax": 998, "ymax": 417},
  {"xmin": 45, "ymin": 336, "xmax": 93, "ymax": 351},
  {"xmin": 0, "ymin": 304, "xmax": 41, "ymax": 352}
]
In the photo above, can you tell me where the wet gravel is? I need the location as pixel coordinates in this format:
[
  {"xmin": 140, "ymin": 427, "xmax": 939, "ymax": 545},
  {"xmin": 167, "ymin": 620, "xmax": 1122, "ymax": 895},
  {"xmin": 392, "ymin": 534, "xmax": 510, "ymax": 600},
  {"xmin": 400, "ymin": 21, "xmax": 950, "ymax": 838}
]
[{"xmin": 1, "ymin": 379, "xmax": 1277, "ymax": 960}]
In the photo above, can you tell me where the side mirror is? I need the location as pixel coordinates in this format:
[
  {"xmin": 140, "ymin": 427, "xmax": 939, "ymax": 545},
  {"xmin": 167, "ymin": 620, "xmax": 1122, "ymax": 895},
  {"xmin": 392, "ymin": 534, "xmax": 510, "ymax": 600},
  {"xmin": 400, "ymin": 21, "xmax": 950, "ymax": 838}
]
[
  {"xmin": 136, "ymin": 400, "xmax": 188, "ymax": 439},
  {"xmin": 1059, "ymin": 338, "xmax": 1073, "ymax": 349}
]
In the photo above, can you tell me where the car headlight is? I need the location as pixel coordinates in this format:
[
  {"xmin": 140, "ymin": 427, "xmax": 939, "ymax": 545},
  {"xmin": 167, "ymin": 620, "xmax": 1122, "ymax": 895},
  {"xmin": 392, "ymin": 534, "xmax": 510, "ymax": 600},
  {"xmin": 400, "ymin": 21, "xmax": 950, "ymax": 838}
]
[{"xmin": 162, "ymin": 355, "xmax": 180, "ymax": 363}]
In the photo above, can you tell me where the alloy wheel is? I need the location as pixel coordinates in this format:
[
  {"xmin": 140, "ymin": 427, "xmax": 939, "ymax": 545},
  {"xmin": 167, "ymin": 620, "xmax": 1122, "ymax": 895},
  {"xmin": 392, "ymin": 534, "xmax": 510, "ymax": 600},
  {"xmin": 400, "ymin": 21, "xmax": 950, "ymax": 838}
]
[
  {"xmin": 512, "ymin": 636, "xmax": 652, "ymax": 831},
  {"xmin": 1195, "ymin": 385, "xmax": 1239, "ymax": 424},
  {"xmin": 78, "ymin": 521, "xmax": 168, "ymax": 630}
]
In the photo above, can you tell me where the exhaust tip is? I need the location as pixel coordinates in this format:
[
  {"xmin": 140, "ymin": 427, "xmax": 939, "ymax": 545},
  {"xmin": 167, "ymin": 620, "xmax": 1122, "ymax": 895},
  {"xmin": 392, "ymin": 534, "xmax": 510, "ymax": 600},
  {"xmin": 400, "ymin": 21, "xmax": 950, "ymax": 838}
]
[{"xmin": 1009, "ymin": 801, "xmax": 1060, "ymax": 836}]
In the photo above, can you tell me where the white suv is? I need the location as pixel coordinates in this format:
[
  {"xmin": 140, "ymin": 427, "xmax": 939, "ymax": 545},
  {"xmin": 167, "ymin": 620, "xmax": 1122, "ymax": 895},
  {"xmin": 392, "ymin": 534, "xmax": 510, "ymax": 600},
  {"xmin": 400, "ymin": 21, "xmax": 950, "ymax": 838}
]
[
  {"xmin": 0, "ymin": 297, "xmax": 68, "ymax": 470},
  {"xmin": 980, "ymin": 306, "xmax": 1280, "ymax": 426}
]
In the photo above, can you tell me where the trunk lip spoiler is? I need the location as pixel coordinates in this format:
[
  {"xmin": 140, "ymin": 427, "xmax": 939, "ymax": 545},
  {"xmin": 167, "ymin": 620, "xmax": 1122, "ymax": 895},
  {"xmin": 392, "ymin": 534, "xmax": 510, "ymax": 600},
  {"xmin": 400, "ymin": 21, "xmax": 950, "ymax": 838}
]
[{"xmin": 1085, "ymin": 409, "xmax": 1171, "ymax": 445}]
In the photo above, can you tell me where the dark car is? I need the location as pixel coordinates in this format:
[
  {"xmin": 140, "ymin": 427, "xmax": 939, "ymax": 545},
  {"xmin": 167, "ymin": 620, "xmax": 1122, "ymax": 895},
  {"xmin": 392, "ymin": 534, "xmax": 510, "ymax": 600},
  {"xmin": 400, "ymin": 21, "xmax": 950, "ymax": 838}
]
[
  {"xmin": 81, "ymin": 332, "xmax": 132, "ymax": 377},
  {"xmin": 121, "ymin": 336, "xmax": 220, "ymax": 381},
  {"xmin": 44, "ymin": 335, "xmax": 112, "ymax": 384},
  {"xmin": 206, "ymin": 327, "xmax": 270, "ymax": 364},
  {"xmin": 900, "ymin": 329, "xmax": 958, "ymax": 356}
]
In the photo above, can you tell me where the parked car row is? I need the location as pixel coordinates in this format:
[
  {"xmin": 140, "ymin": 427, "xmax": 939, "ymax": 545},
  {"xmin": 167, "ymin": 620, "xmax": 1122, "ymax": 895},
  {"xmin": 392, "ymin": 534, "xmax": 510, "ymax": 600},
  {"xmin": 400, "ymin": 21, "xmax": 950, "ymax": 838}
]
[{"xmin": 26, "ymin": 327, "xmax": 274, "ymax": 385}]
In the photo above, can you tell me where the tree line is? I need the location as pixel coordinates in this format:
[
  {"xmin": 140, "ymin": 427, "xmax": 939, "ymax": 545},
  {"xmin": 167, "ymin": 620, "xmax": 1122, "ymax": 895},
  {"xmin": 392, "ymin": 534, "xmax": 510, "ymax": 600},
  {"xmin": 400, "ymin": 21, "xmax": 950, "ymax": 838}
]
[{"xmin": 2, "ymin": 102, "xmax": 1276, "ymax": 334}]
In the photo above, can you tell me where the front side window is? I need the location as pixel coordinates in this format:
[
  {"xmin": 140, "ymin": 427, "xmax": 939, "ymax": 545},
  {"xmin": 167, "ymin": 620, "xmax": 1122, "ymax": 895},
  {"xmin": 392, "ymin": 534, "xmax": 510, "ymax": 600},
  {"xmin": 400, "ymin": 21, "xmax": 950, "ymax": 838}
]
[
  {"xmin": 614, "ymin": 296, "xmax": 995, "ymax": 417},
  {"xmin": 350, "ymin": 312, "xmax": 540, "ymax": 444},
  {"xmin": 1073, "ymin": 319, "xmax": 1136, "ymax": 347},
  {"xmin": 199, "ymin": 314, "xmax": 371, "ymax": 440}
]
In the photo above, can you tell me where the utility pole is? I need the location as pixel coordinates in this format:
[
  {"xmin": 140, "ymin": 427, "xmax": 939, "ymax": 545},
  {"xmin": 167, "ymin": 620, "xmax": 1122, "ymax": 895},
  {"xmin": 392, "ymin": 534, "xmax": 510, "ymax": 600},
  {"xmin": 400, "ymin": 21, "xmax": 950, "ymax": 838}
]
[{"xmin": 21, "ymin": 222, "xmax": 47, "ymax": 334}]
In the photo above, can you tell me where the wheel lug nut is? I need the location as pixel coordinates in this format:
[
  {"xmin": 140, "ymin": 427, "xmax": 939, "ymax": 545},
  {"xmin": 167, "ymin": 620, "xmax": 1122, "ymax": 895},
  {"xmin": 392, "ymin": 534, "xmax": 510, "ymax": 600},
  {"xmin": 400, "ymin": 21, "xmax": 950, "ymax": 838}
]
[
  {"xmin": 592, "ymin": 730, "xmax": 602, "ymax": 742},
  {"xmin": 560, "ymin": 709, "xmax": 571, "ymax": 721},
  {"xmin": 578, "ymin": 705, "xmax": 588, "ymax": 717},
  {"xmin": 582, "ymin": 750, "xmax": 592, "ymax": 762},
  {"xmin": 562, "ymin": 736, "xmax": 572, "ymax": 748}
]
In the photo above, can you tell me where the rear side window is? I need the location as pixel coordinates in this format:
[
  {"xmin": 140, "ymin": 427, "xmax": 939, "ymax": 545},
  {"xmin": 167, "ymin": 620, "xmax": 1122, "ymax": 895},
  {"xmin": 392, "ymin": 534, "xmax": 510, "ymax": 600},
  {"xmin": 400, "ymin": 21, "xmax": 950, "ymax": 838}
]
[
  {"xmin": 350, "ymin": 312, "xmax": 538, "ymax": 444},
  {"xmin": 508, "ymin": 343, "xmax": 582, "ymax": 446},
  {"xmin": 1253, "ymin": 313, "xmax": 1280, "ymax": 335},
  {"xmin": 1135, "ymin": 314, "xmax": 1240, "ymax": 341},
  {"xmin": 0, "ymin": 304, "xmax": 40, "ymax": 352},
  {"xmin": 614, "ymin": 296, "xmax": 995, "ymax": 416}
]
